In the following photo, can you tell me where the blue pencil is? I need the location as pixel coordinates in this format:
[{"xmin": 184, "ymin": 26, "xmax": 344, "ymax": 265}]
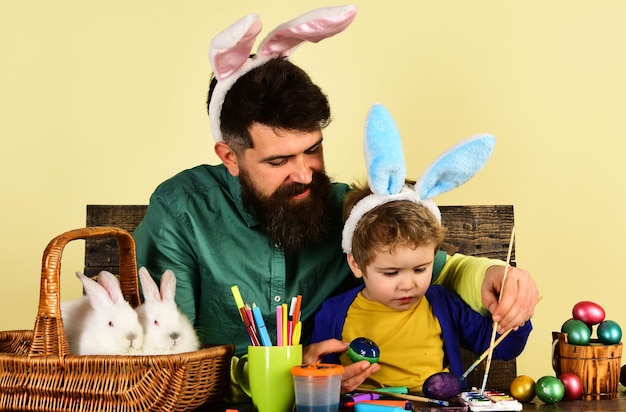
[{"xmin": 252, "ymin": 304, "xmax": 272, "ymax": 346}]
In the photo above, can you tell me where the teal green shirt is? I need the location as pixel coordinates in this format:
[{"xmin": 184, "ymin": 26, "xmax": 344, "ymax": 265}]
[{"xmin": 133, "ymin": 164, "xmax": 358, "ymax": 356}]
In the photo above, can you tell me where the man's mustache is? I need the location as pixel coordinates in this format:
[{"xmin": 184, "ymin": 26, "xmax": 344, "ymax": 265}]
[{"xmin": 273, "ymin": 181, "xmax": 315, "ymax": 199}]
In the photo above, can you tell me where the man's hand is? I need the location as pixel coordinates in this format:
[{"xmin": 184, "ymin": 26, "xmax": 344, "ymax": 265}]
[
  {"xmin": 303, "ymin": 339, "xmax": 380, "ymax": 393},
  {"xmin": 482, "ymin": 265, "xmax": 538, "ymax": 333}
]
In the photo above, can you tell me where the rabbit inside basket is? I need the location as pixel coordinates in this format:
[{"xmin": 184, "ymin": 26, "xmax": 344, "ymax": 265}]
[{"xmin": 61, "ymin": 267, "xmax": 199, "ymax": 355}]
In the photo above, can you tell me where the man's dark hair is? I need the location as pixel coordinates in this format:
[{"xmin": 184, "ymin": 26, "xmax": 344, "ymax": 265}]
[{"xmin": 207, "ymin": 57, "xmax": 331, "ymax": 153}]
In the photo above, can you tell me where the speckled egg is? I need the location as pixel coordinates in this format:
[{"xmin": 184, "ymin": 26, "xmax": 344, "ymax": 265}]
[
  {"xmin": 347, "ymin": 337, "xmax": 380, "ymax": 364},
  {"xmin": 423, "ymin": 372, "xmax": 462, "ymax": 400}
]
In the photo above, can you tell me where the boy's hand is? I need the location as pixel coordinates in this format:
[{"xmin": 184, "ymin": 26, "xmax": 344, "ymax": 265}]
[
  {"xmin": 303, "ymin": 339, "xmax": 380, "ymax": 393},
  {"xmin": 482, "ymin": 265, "xmax": 538, "ymax": 333},
  {"xmin": 340, "ymin": 361, "xmax": 380, "ymax": 393}
]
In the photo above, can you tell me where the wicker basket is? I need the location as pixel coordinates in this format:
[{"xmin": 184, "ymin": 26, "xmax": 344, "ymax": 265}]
[{"xmin": 0, "ymin": 226, "xmax": 234, "ymax": 412}]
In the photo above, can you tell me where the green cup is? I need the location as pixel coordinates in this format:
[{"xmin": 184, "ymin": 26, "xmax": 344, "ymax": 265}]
[{"xmin": 236, "ymin": 345, "xmax": 303, "ymax": 412}]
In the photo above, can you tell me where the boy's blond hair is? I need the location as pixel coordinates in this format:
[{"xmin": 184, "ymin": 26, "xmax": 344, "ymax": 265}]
[{"xmin": 344, "ymin": 182, "xmax": 446, "ymax": 269}]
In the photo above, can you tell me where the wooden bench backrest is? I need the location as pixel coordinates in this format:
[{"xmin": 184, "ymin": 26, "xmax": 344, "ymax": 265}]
[{"xmin": 85, "ymin": 204, "xmax": 517, "ymax": 390}]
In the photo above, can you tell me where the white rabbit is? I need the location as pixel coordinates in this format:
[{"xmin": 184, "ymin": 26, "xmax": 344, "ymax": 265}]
[
  {"xmin": 136, "ymin": 267, "xmax": 200, "ymax": 355},
  {"xmin": 61, "ymin": 271, "xmax": 144, "ymax": 355}
]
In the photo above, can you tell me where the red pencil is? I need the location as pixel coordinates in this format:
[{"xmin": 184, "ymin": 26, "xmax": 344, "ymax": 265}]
[{"xmin": 239, "ymin": 306, "xmax": 260, "ymax": 346}]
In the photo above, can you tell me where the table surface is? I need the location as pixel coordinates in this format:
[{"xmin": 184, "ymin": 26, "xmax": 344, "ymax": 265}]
[
  {"xmin": 200, "ymin": 389, "xmax": 626, "ymax": 412},
  {"xmin": 515, "ymin": 391, "xmax": 626, "ymax": 411}
]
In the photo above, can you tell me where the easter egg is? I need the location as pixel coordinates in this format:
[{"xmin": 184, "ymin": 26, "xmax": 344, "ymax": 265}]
[
  {"xmin": 561, "ymin": 319, "xmax": 591, "ymax": 345},
  {"xmin": 621, "ymin": 364, "xmax": 626, "ymax": 386},
  {"xmin": 535, "ymin": 376, "xmax": 564, "ymax": 405},
  {"xmin": 423, "ymin": 372, "xmax": 462, "ymax": 400},
  {"xmin": 597, "ymin": 320, "xmax": 622, "ymax": 344},
  {"xmin": 509, "ymin": 375, "xmax": 536, "ymax": 402},
  {"xmin": 348, "ymin": 337, "xmax": 380, "ymax": 364},
  {"xmin": 572, "ymin": 301, "xmax": 605, "ymax": 325},
  {"xmin": 558, "ymin": 372, "xmax": 582, "ymax": 401}
]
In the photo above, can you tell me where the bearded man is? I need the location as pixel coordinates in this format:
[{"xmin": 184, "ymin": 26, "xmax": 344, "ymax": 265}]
[{"xmin": 133, "ymin": 8, "xmax": 538, "ymax": 397}]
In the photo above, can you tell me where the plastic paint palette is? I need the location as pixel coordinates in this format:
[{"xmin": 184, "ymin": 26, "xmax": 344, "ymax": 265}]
[{"xmin": 460, "ymin": 389, "xmax": 522, "ymax": 411}]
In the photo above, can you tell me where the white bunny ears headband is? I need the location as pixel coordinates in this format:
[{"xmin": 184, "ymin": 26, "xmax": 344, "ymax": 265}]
[
  {"xmin": 208, "ymin": 5, "xmax": 357, "ymax": 142},
  {"xmin": 341, "ymin": 104, "xmax": 496, "ymax": 253}
]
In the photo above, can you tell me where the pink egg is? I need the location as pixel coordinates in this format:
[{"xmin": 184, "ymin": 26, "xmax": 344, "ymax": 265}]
[
  {"xmin": 572, "ymin": 301, "xmax": 605, "ymax": 325},
  {"xmin": 558, "ymin": 373, "xmax": 582, "ymax": 401}
]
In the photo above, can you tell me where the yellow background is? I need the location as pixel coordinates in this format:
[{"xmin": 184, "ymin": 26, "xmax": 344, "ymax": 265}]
[{"xmin": 2, "ymin": 1, "xmax": 625, "ymax": 381}]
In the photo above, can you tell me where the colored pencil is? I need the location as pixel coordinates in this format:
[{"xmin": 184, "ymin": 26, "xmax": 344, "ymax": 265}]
[
  {"xmin": 245, "ymin": 303, "xmax": 256, "ymax": 334},
  {"xmin": 240, "ymin": 306, "xmax": 260, "ymax": 346},
  {"xmin": 276, "ymin": 305, "xmax": 283, "ymax": 346},
  {"xmin": 230, "ymin": 285, "xmax": 245, "ymax": 320},
  {"xmin": 354, "ymin": 388, "xmax": 448, "ymax": 407},
  {"xmin": 287, "ymin": 296, "xmax": 297, "ymax": 345},
  {"xmin": 281, "ymin": 303, "xmax": 288, "ymax": 346},
  {"xmin": 252, "ymin": 304, "xmax": 272, "ymax": 346},
  {"xmin": 292, "ymin": 321, "xmax": 302, "ymax": 345}
]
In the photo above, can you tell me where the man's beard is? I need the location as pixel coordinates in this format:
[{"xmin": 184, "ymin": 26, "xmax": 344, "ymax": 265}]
[{"xmin": 239, "ymin": 170, "xmax": 334, "ymax": 253}]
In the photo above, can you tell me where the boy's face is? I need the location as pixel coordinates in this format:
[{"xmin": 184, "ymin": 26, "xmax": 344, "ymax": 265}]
[{"xmin": 347, "ymin": 243, "xmax": 435, "ymax": 311}]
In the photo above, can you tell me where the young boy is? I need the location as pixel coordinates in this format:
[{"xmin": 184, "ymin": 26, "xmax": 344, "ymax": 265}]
[{"xmin": 311, "ymin": 183, "xmax": 533, "ymax": 393}]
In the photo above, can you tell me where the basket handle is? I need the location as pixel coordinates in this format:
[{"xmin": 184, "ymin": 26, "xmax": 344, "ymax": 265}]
[{"xmin": 29, "ymin": 226, "xmax": 140, "ymax": 357}]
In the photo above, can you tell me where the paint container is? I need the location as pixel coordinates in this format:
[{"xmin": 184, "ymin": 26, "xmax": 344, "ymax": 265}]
[{"xmin": 291, "ymin": 364, "xmax": 344, "ymax": 412}]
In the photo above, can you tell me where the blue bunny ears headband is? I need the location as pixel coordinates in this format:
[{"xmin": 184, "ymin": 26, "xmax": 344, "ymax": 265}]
[
  {"xmin": 341, "ymin": 104, "xmax": 496, "ymax": 254},
  {"xmin": 208, "ymin": 5, "xmax": 357, "ymax": 143}
]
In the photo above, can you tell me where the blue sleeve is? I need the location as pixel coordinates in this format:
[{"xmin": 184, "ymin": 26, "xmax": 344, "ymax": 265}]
[
  {"xmin": 311, "ymin": 300, "xmax": 338, "ymax": 343},
  {"xmin": 442, "ymin": 286, "xmax": 532, "ymax": 359},
  {"xmin": 311, "ymin": 286, "xmax": 363, "ymax": 364},
  {"xmin": 311, "ymin": 301, "xmax": 342, "ymax": 364}
]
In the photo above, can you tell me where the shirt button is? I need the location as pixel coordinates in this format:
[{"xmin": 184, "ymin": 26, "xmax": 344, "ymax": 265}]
[{"xmin": 274, "ymin": 296, "xmax": 281, "ymax": 302}]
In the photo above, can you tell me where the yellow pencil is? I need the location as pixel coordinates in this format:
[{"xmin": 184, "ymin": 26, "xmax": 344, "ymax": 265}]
[
  {"xmin": 292, "ymin": 321, "xmax": 302, "ymax": 345},
  {"xmin": 282, "ymin": 303, "xmax": 288, "ymax": 346},
  {"xmin": 230, "ymin": 285, "xmax": 245, "ymax": 320}
]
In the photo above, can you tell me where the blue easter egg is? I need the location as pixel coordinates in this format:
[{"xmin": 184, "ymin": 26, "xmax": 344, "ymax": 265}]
[{"xmin": 348, "ymin": 337, "xmax": 380, "ymax": 364}]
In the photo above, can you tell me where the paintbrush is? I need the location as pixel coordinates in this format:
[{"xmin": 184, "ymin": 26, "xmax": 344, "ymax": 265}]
[
  {"xmin": 462, "ymin": 295, "xmax": 542, "ymax": 382},
  {"xmin": 480, "ymin": 226, "xmax": 515, "ymax": 394},
  {"xmin": 459, "ymin": 329, "xmax": 512, "ymax": 381}
]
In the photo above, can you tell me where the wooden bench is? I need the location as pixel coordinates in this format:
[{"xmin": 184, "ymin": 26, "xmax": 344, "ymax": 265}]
[{"xmin": 85, "ymin": 204, "xmax": 517, "ymax": 390}]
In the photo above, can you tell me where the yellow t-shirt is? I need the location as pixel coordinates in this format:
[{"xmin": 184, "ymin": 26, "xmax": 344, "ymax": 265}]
[{"xmin": 339, "ymin": 292, "xmax": 447, "ymax": 393}]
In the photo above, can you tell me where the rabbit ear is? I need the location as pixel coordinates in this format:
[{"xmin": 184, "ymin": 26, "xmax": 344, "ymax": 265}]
[
  {"xmin": 208, "ymin": 6, "xmax": 356, "ymax": 143},
  {"xmin": 158, "ymin": 270, "xmax": 177, "ymax": 303},
  {"xmin": 258, "ymin": 5, "xmax": 357, "ymax": 58},
  {"xmin": 209, "ymin": 14, "xmax": 263, "ymax": 81},
  {"xmin": 96, "ymin": 271, "xmax": 125, "ymax": 304},
  {"xmin": 364, "ymin": 104, "xmax": 406, "ymax": 195},
  {"xmin": 415, "ymin": 134, "xmax": 496, "ymax": 200},
  {"xmin": 138, "ymin": 267, "xmax": 162, "ymax": 303},
  {"xmin": 75, "ymin": 271, "xmax": 114, "ymax": 307}
]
